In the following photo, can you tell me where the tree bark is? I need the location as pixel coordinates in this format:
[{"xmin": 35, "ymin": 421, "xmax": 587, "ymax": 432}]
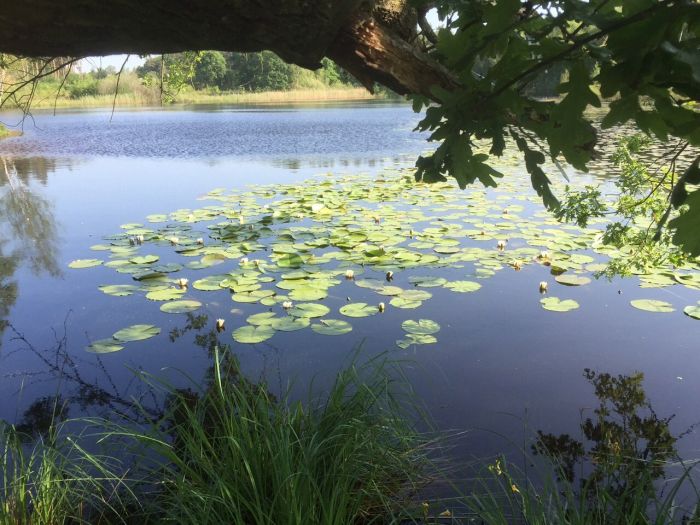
[{"xmin": 0, "ymin": 0, "xmax": 457, "ymax": 99}]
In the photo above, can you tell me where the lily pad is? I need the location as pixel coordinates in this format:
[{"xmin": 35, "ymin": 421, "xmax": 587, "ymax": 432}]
[
  {"xmin": 288, "ymin": 286, "xmax": 328, "ymax": 301},
  {"xmin": 288, "ymin": 303, "xmax": 331, "ymax": 318},
  {"xmin": 402, "ymin": 319, "xmax": 440, "ymax": 335},
  {"xmin": 555, "ymin": 274, "xmax": 592, "ymax": 286},
  {"xmin": 408, "ymin": 276, "xmax": 448, "ymax": 287},
  {"xmin": 246, "ymin": 312, "xmax": 278, "ymax": 326},
  {"xmin": 444, "ymin": 280, "xmax": 482, "ymax": 293},
  {"xmin": 112, "ymin": 324, "xmax": 161, "ymax": 342},
  {"xmin": 339, "ymin": 303, "xmax": 379, "ymax": 318},
  {"xmin": 540, "ymin": 297, "xmax": 580, "ymax": 312},
  {"xmin": 630, "ymin": 299, "xmax": 675, "ymax": 313},
  {"xmin": 232, "ymin": 325, "xmax": 275, "ymax": 344},
  {"xmin": 311, "ymin": 319, "xmax": 353, "ymax": 336},
  {"xmin": 396, "ymin": 333, "xmax": 437, "ymax": 349},
  {"xmin": 145, "ymin": 288, "xmax": 185, "ymax": 301},
  {"xmin": 98, "ymin": 284, "xmax": 138, "ymax": 297},
  {"xmin": 389, "ymin": 297, "xmax": 422, "ymax": 309},
  {"xmin": 160, "ymin": 300, "xmax": 202, "ymax": 314},
  {"xmin": 683, "ymin": 304, "xmax": 700, "ymax": 320},
  {"xmin": 86, "ymin": 339, "xmax": 124, "ymax": 354},
  {"xmin": 69, "ymin": 259, "xmax": 103, "ymax": 269},
  {"xmin": 130, "ymin": 255, "xmax": 159, "ymax": 265},
  {"xmin": 270, "ymin": 316, "xmax": 310, "ymax": 331}
]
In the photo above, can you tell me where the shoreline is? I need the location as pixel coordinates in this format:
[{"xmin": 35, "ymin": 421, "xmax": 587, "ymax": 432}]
[{"xmin": 2, "ymin": 87, "xmax": 393, "ymax": 112}]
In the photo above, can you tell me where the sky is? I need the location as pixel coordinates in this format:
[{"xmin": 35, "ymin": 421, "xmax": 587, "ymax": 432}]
[{"xmin": 81, "ymin": 54, "xmax": 144, "ymax": 72}]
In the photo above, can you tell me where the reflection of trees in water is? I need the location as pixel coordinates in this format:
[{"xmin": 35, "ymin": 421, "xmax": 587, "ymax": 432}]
[
  {"xmin": 533, "ymin": 369, "xmax": 682, "ymax": 509},
  {"xmin": 0, "ymin": 156, "xmax": 62, "ymax": 342},
  {"xmin": 8, "ymin": 313, "xmax": 241, "ymax": 439}
]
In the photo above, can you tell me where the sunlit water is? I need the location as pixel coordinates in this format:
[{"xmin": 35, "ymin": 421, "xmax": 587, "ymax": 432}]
[{"xmin": 0, "ymin": 102, "xmax": 698, "ymax": 469}]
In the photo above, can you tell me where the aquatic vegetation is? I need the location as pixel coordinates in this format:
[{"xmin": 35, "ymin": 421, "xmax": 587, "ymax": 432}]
[{"xmin": 69, "ymin": 168, "xmax": 700, "ymax": 353}]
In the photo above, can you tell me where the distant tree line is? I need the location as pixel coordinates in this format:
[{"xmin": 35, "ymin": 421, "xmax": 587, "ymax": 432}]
[{"xmin": 136, "ymin": 51, "xmax": 359, "ymax": 92}]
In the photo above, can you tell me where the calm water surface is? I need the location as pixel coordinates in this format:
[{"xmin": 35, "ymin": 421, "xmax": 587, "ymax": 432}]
[{"xmin": 0, "ymin": 102, "xmax": 698, "ymax": 465}]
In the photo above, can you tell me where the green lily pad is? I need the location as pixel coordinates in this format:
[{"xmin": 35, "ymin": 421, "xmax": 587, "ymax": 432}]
[
  {"xmin": 86, "ymin": 339, "xmax": 124, "ymax": 354},
  {"xmin": 232, "ymin": 325, "xmax": 275, "ymax": 344},
  {"xmin": 396, "ymin": 334, "xmax": 437, "ymax": 349},
  {"xmin": 270, "ymin": 316, "xmax": 310, "ymax": 331},
  {"xmin": 555, "ymin": 274, "xmax": 592, "ymax": 286},
  {"xmin": 339, "ymin": 303, "xmax": 379, "ymax": 318},
  {"xmin": 444, "ymin": 280, "xmax": 482, "ymax": 293},
  {"xmin": 193, "ymin": 275, "xmax": 228, "ymax": 291},
  {"xmin": 245, "ymin": 312, "xmax": 276, "ymax": 326},
  {"xmin": 683, "ymin": 304, "xmax": 700, "ymax": 320},
  {"xmin": 540, "ymin": 297, "xmax": 580, "ymax": 312},
  {"xmin": 311, "ymin": 319, "xmax": 353, "ymax": 336},
  {"xmin": 98, "ymin": 284, "xmax": 139, "ymax": 297},
  {"xmin": 112, "ymin": 324, "xmax": 161, "ymax": 342},
  {"xmin": 389, "ymin": 297, "xmax": 422, "ymax": 309},
  {"xmin": 630, "ymin": 299, "xmax": 675, "ymax": 313},
  {"xmin": 145, "ymin": 288, "xmax": 185, "ymax": 301},
  {"xmin": 408, "ymin": 276, "xmax": 448, "ymax": 287},
  {"xmin": 130, "ymin": 255, "xmax": 159, "ymax": 265},
  {"xmin": 288, "ymin": 303, "xmax": 330, "ymax": 318},
  {"xmin": 288, "ymin": 286, "xmax": 328, "ymax": 301},
  {"xmin": 160, "ymin": 300, "xmax": 202, "ymax": 314},
  {"xmin": 69, "ymin": 259, "xmax": 103, "ymax": 269},
  {"xmin": 402, "ymin": 319, "xmax": 440, "ymax": 335}
]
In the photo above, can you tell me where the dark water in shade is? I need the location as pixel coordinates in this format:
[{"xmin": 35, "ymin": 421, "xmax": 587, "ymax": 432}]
[{"xmin": 0, "ymin": 102, "xmax": 699, "ymax": 471}]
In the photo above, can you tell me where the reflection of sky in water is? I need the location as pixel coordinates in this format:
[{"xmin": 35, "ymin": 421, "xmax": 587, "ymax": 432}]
[{"xmin": 0, "ymin": 103, "xmax": 699, "ymax": 467}]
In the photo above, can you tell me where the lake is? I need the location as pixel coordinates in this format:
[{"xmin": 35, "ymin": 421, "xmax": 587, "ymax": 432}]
[{"xmin": 0, "ymin": 101, "xmax": 699, "ymax": 468}]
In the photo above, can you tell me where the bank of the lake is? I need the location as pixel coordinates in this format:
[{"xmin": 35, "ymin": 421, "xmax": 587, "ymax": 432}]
[{"xmin": 9, "ymin": 86, "xmax": 383, "ymax": 110}]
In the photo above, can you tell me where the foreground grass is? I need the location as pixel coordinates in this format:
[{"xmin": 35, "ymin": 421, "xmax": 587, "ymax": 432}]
[{"xmin": 1, "ymin": 351, "xmax": 699, "ymax": 524}]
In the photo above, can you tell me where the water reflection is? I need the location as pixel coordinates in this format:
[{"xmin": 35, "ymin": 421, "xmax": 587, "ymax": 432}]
[
  {"xmin": 533, "ymin": 369, "xmax": 679, "ymax": 503},
  {"xmin": 9, "ymin": 312, "xmax": 230, "ymax": 437},
  {"xmin": 0, "ymin": 157, "xmax": 64, "ymax": 343}
]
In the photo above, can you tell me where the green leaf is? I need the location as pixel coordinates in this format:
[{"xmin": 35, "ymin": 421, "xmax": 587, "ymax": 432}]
[
  {"xmin": 160, "ymin": 300, "xmax": 202, "ymax": 314},
  {"xmin": 86, "ymin": 339, "xmax": 124, "ymax": 354},
  {"xmin": 232, "ymin": 325, "xmax": 275, "ymax": 344},
  {"xmin": 288, "ymin": 303, "xmax": 330, "ymax": 318},
  {"xmin": 630, "ymin": 299, "xmax": 675, "ymax": 313},
  {"xmin": 311, "ymin": 319, "xmax": 353, "ymax": 336},
  {"xmin": 270, "ymin": 316, "xmax": 310, "ymax": 332},
  {"xmin": 112, "ymin": 324, "xmax": 161, "ymax": 342},
  {"xmin": 396, "ymin": 333, "xmax": 437, "ymax": 349},
  {"xmin": 670, "ymin": 190, "xmax": 700, "ymax": 256},
  {"xmin": 443, "ymin": 280, "xmax": 482, "ymax": 293},
  {"xmin": 339, "ymin": 303, "xmax": 379, "ymax": 318},
  {"xmin": 540, "ymin": 297, "xmax": 580, "ymax": 312},
  {"xmin": 402, "ymin": 319, "xmax": 440, "ymax": 335},
  {"xmin": 68, "ymin": 259, "xmax": 103, "ymax": 269},
  {"xmin": 683, "ymin": 303, "xmax": 700, "ymax": 320},
  {"xmin": 145, "ymin": 288, "xmax": 185, "ymax": 301},
  {"xmin": 98, "ymin": 284, "xmax": 138, "ymax": 297},
  {"xmin": 554, "ymin": 274, "xmax": 591, "ymax": 286},
  {"xmin": 130, "ymin": 255, "xmax": 159, "ymax": 265}
]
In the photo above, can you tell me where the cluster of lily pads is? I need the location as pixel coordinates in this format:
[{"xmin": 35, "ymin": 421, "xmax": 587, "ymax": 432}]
[{"xmin": 69, "ymin": 165, "xmax": 700, "ymax": 353}]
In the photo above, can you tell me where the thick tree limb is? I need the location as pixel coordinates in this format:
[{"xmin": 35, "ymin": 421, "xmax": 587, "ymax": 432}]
[{"xmin": 0, "ymin": 0, "xmax": 457, "ymax": 100}]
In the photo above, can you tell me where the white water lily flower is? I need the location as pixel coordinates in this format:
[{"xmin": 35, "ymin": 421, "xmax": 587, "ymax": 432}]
[
  {"xmin": 216, "ymin": 319, "xmax": 225, "ymax": 330},
  {"xmin": 345, "ymin": 269, "xmax": 354, "ymax": 279},
  {"xmin": 240, "ymin": 257, "xmax": 249, "ymax": 265},
  {"xmin": 538, "ymin": 250, "xmax": 549, "ymax": 259},
  {"xmin": 539, "ymin": 281, "xmax": 548, "ymax": 293},
  {"xmin": 378, "ymin": 302, "xmax": 385, "ymax": 312},
  {"xmin": 497, "ymin": 240, "xmax": 507, "ymax": 250},
  {"xmin": 386, "ymin": 271, "xmax": 393, "ymax": 281},
  {"xmin": 196, "ymin": 237, "xmax": 204, "ymax": 245},
  {"xmin": 177, "ymin": 278, "xmax": 189, "ymax": 288},
  {"xmin": 282, "ymin": 301, "xmax": 293, "ymax": 309},
  {"xmin": 170, "ymin": 236, "xmax": 179, "ymax": 245},
  {"xmin": 513, "ymin": 261, "xmax": 522, "ymax": 271}
]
